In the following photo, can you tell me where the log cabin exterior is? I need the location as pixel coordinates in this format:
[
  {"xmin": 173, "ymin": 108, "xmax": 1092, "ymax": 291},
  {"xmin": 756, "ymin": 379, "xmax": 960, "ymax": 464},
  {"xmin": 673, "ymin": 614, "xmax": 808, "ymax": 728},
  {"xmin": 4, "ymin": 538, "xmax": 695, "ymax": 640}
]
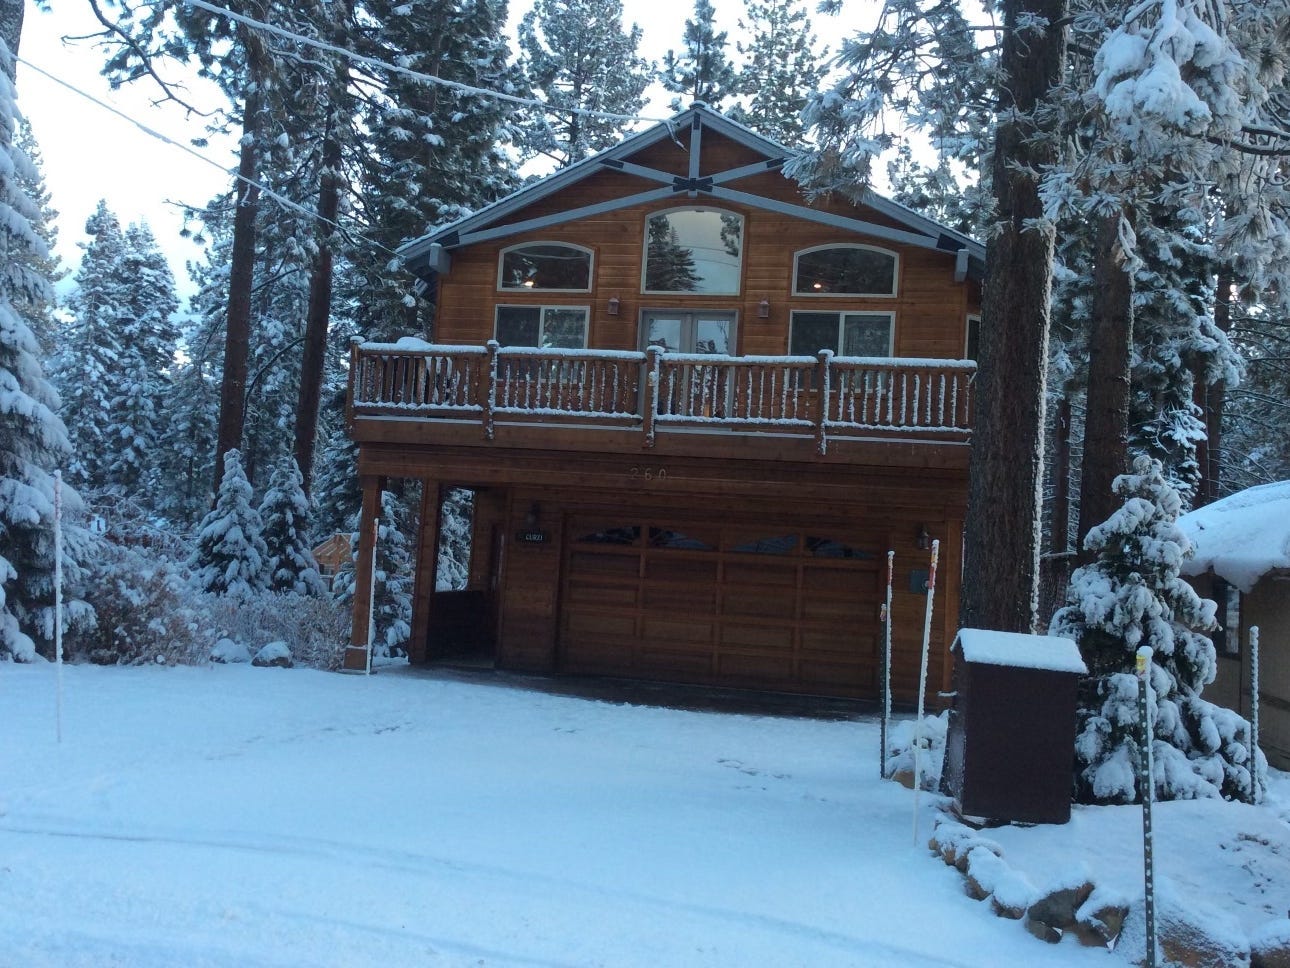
[{"xmin": 344, "ymin": 104, "xmax": 983, "ymax": 702}]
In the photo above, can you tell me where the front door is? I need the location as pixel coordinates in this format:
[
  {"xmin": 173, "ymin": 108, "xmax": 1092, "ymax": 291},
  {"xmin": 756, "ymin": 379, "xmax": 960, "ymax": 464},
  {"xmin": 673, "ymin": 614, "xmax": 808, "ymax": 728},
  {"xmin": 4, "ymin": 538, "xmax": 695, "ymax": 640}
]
[
  {"xmin": 641, "ymin": 311, "xmax": 735, "ymax": 355},
  {"xmin": 641, "ymin": 312, "xmax": 736, "ymax": 417}
]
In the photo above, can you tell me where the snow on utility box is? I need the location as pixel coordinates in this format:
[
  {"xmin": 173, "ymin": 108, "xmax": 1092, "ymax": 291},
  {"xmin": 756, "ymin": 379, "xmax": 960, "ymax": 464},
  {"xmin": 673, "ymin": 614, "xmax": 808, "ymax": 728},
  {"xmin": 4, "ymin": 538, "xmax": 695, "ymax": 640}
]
[{"xmin": 942, "ymin": 629, "xmax": 1087, "ymax": 825}]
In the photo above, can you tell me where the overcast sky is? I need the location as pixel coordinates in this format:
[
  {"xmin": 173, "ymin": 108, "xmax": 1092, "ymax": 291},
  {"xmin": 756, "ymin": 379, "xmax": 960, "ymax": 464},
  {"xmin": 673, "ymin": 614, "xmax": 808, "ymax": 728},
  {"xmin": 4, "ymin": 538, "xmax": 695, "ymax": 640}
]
[{"xmin": 15, "ymin": 0, "xmax": 852, "ymax": 302}]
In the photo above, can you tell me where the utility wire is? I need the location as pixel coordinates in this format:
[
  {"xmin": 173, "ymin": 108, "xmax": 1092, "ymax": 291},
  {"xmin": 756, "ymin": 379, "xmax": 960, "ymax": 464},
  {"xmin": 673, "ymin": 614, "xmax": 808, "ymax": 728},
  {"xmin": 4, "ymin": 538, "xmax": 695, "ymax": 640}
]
[
  {"xmin": 180, "ymin": 0, "xmax": 673, "ymax": 127},
  {"xmin": 16, "ymin": 55, "xmax": 403, "ymax": 261}
]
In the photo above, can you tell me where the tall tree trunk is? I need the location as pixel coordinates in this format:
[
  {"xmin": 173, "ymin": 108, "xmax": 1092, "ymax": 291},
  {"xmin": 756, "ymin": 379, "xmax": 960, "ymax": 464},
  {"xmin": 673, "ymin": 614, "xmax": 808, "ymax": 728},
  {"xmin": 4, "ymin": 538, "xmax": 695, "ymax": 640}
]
[
  {"xmin": 293, "ymin": 115, "xmax": 342, "ymax": 495},
  {"xmin": 213, "ymin": 33, "xmax": 269, "ymax": 491},
  {"xmin": 0, "ymin": 0, "xmax": 24, "ymax": 60},
  {"xmin": 1050, "ymin": 395, "xmax": 1073, "ymax": 553},
  {"xmin": 1195, "ymin": 264, "xmax": 1233, "ymax": 506},
  {"xmin": 1077, "ymin": 211, "xmax": 1133, "ymax": 554},
  {"xmin": 960, "ymin": 0, "xmax": 1067, "ymax": 634}
]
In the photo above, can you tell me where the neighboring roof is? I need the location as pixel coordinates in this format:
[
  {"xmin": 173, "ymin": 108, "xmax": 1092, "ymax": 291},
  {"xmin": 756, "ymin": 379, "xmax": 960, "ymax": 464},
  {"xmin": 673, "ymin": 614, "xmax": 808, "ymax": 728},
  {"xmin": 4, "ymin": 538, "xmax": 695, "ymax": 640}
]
[
  {"xmin": 953, "ymin": 629, "xmax": 1088, "ymax": 674},
  {"xmin": 397, "ymin": 102, "xmax": 985, "ymax": 278},
  {"xmin": 1178, "ymin": 481, "xmax": 1290, "ymax": 593}
]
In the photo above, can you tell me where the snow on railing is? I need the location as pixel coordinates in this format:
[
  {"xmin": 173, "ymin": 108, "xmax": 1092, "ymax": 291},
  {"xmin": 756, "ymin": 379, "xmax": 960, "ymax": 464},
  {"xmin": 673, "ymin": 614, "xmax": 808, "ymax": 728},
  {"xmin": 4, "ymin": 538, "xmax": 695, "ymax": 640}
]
[{"xmin": 350, "ymin": 342, "xmax": 974, "ymax": 450}]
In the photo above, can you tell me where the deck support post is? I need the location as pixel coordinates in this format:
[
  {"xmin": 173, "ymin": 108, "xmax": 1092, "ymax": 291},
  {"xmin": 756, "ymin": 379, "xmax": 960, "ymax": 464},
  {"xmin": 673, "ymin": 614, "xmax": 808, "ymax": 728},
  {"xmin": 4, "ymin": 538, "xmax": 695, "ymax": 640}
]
[
  {"xmin": 408, "ymin": 480, "xmax": 443, "ymax": 664},
  {"xmin": 343, "ymin": 474, "xmax": 384, "ymax": 673},
  {"xmin": 643, "ymin": 345, "xmax": 660, "ymax": 448},
  {"xmin": 815, "ymin": 350, "xmax": 832, "ymax": 456}
]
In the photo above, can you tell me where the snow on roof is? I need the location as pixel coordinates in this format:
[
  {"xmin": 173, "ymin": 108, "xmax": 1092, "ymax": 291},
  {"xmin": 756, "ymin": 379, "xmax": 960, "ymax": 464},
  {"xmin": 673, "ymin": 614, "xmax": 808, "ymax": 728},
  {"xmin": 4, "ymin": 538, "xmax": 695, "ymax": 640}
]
[
  {"xmin": 953, "ymin": 629, "xmax": 1087, "ymax": 674},
  {"xmin": 1177, "ymin": 480, "xmax": 1290, "ymax": 593}
]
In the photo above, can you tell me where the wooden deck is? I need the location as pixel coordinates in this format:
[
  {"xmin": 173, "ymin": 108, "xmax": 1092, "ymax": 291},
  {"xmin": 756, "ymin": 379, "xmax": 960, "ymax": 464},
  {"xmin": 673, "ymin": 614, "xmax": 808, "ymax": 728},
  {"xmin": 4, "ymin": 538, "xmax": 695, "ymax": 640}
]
[{"xmin": 348, "ymin": 342, "xmax": 975, "ymax": 462}]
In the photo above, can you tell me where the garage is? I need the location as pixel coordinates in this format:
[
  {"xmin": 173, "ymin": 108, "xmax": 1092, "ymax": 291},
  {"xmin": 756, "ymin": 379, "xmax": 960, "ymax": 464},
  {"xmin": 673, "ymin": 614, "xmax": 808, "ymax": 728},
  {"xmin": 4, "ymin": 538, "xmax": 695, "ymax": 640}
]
[{"xmin": 559, "ymin": 514, "xmax": 884, "ymax": 696}]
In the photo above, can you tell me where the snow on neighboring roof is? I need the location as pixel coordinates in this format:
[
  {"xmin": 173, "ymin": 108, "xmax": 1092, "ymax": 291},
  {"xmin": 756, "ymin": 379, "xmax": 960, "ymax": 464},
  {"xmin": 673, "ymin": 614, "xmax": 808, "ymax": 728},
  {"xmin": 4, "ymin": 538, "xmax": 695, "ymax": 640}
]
[
  {"xmin": 1177, "ymin": 480, "xmax": 1290, "ymax": 593},
  {"xmin": 953, "ymin": 629, "xmax": 1087, "ymax": 674}
]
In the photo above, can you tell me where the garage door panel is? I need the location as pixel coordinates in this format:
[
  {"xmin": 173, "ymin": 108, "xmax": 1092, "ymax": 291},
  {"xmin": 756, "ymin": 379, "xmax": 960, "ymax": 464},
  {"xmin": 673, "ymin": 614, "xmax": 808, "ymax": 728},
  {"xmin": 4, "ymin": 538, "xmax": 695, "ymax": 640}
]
[
  {"xmin": 720, "ymin": 622, "xmax": 794, "ymax": 650},
  {"xmin": 638, "ymin": 648, "xmax": 714, "ymax": 676},
  {"xmin": 641, "ymin": 584, "xmax": 717, "ymax": 610},
  {"xmin": 722, "ymin": 590, "xmax": 796, "ymax": 619},
  {"xmin": 643, "ymin": 557, "xmax": 719, "ymax": 582},
  {"xmin": 566, "ymin": 581, "xmax": 639, "ymax": 608},
  {"xmin": 717, "ymin": 653, "xmax": 794, "ymax": 681},
  {"xmin": 568, "ymin": 550, "xmax": 640, "ymax": 577},
  {"xmin": 642, "ymin": 617, "xmax": 713, "ymax": 643},
  {"xmin": 800, "ymin": 658, "xmax": 874, "ymax": 688},
  {"xmin": 723, "ymin": 561, "xmax": 796, "ymax": 586}
]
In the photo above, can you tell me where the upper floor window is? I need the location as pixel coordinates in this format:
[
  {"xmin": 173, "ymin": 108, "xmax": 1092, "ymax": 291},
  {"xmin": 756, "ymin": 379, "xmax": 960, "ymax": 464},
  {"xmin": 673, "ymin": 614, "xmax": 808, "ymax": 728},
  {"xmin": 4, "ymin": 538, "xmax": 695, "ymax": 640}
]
[
  {"xmin": 499, "ymin": 242, "xmax": 592, "ymax": 291},
  {"xmin": 789, "ymin": 311, "xmax": 893, "ymax": 357},
  {"xmin": 643, "ymin": 208, "xmax": 743, "ymax": 295},
  {"xmin": 794, "ymin": 244, "xmax": 898, "ymax": 297},
  {"xmin": 495, "ymin": 305, "xmax": 589, "ymax": 348}
]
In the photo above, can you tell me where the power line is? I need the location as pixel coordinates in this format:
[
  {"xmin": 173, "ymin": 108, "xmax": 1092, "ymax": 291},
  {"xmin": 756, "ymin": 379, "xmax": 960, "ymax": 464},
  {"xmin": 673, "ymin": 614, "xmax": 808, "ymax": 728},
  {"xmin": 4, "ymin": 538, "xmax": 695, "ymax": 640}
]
[
  {"xmin": 16, "ymin": 55, "xmax": 402, "ymax": 261},
  {"xmin": 180, "ymin": 0, "xmax": 673, "ymax": 128}
]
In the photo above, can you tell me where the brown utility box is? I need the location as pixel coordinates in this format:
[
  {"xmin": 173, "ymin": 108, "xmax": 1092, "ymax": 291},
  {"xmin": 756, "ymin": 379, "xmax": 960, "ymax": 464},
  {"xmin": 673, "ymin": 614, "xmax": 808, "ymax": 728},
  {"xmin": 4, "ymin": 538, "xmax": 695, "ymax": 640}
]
[{"xmin": 941, "ymin": 629, "xmax": 1087, "ymax": 824}]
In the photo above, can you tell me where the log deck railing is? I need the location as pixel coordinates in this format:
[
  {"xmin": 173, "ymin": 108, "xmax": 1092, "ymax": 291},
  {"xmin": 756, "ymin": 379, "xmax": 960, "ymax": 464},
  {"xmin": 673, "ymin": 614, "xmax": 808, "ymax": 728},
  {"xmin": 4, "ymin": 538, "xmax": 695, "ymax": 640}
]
[{"xmin": 350, "ymin": 341, "xmax": 975, "ymax": 454}]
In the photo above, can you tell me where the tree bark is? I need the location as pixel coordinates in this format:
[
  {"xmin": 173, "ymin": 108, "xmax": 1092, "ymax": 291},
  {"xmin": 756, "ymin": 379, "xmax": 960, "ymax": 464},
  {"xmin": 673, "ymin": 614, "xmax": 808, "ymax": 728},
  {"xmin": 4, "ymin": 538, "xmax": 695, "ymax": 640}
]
[
  {"xmin": 1195, "ymin": 264, "xmax": 1233, "ymax": 506},
  {"xmin": 293, "ymin": 118, "xmax": 342, "ymax": 495},
  {"xmin": 1076, "ymin": 210, "xmax": 1133, "ymax": 554},
  {"xmin": 213, "ymin": 31, "xmax": 269, "ymax": 492},
  {"xmin": 0, "ymin": 0, "xmax": 23, "ymax": 62},
  {"xmin": 960, "ymin": 0, "xmax": 1067, "ymax": 634}
]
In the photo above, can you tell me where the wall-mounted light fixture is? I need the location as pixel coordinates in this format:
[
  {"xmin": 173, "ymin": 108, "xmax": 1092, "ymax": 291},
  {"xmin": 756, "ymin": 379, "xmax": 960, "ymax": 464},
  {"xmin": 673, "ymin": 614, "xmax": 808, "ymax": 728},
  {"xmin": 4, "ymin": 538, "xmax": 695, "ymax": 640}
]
[
  {"xmin": 758, "ymin": 298, "xmax": 770, "ymax": 319},
  {"xmin": 607, "ymin": 295, "xmax": 620, "ymax": 316},
  {"xmin": 916, "ymin": 524, "xmax": 932, "ymax": 551}
]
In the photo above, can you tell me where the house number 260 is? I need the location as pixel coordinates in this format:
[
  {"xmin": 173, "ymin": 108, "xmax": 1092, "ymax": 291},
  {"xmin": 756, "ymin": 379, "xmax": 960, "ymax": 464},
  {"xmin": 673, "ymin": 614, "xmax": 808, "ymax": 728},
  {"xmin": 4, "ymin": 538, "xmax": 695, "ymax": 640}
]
[{"xmin": 629, "ymin": 466, "xmax": 668, "ymax": 483}]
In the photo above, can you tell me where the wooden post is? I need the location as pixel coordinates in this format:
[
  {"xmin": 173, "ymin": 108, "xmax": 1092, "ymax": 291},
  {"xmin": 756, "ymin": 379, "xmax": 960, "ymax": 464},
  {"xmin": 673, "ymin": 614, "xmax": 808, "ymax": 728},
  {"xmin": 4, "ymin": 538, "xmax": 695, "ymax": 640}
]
[
  {"xmin": 483, "ymin": 340, "xmax": 498, "ymax": 441},
  {"xmin": 343, "ymin": 475, "xmax": 383, "ymax": 673},
  {"xmin": 408, "ymin": 481, "xmax": 443, "ymax": 665},
  {"xmin": 815, "ymin": 350, "xmax": 832, "ymax": 455},
  {"xmin": 644, "ymin": 345, "xmax": 660, "ymax": 448}
]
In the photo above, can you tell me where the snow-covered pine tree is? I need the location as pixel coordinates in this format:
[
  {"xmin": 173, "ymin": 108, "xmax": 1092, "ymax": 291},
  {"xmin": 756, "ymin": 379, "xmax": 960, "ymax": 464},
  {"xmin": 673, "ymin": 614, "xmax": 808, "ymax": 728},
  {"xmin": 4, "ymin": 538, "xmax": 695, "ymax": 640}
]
[
  {"xmin": 660, "ymin": 0, "xmax": 738, "ymax": 112},
  {"xmin": 349, "ymin": 0, "xmax": 521, "ymax": 342},
  {"xmin": 190, "ymin": 448, "xmax": 268, "ymax": 599},
  {"xmin": 518, "ymin": 0, "xmax": 653, "ymax": 167},
  {"xmin": 0, "ymin": 36, "xmax": 93, "ymax": 661},
  {"xmin": 731, "ymin": 0, "xmax": 826, "ymax": 148},
  {"xmin": 12, "ymin": 119, "xmax": 63, "ymax": 355},
  {"xmin": 48, "ymin": 201, "xmax": 125, "ymax": 488},
  {"xmin": 436, "ymin": 487, "xmax": 473, "ymax": 591},
  {"xmin": 311, "ymin": 417, "xmax": 361, "ymax": 541},
  {"xmin": 1051, "ymin": 456, "xmax": 1266, "ymax": 803},
  {"xmin": 259, "ymin": 458, "xmax": 327, "ymax": 596},
  {"xmin": 333, "ymin": 489, "xmax": 413, "ymax": 656}
]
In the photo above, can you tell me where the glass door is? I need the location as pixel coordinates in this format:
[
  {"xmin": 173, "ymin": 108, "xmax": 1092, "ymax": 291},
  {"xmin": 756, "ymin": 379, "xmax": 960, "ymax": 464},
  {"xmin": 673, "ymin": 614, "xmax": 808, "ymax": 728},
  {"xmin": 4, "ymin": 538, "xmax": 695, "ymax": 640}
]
[{"xmin": 641, "ymin": 312, "xmax": 736, "ymax": 417}]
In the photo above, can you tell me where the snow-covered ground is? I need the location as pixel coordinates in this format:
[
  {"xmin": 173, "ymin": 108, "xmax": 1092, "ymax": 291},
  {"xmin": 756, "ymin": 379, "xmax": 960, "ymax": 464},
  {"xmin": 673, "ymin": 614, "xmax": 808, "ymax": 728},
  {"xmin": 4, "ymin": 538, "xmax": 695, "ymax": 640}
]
[{"xmin": 3, "ymin": 663, "xmax": 1288, "ymax": 967}]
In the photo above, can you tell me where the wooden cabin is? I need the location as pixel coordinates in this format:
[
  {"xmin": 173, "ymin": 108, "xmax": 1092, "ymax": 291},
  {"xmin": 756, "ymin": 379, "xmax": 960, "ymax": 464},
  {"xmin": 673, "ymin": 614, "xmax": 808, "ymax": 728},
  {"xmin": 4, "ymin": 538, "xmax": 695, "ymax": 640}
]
[{"xmin": 344, "ymin": 104, "xmax": 983, "ymax": 702}]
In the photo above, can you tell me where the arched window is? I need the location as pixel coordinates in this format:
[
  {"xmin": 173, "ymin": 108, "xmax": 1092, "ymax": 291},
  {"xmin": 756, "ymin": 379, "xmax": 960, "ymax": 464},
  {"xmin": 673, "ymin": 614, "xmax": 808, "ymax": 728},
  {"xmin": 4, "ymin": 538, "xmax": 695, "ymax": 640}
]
[
  {"xmin": 793, "ymin": 244, "xmax": 898, "ymax": 297},
  {"xmin": 642, "ymin": 208, "xmax": 744, "ymax": 295},
  {"xmin": 498, "ymin": 242, "xmax": 593, "ymax": 291}
]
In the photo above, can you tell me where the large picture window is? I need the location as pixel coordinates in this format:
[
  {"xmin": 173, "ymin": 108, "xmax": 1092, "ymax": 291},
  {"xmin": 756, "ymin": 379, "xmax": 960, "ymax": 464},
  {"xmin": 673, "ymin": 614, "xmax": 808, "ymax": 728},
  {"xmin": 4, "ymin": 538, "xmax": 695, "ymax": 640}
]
[
  {"xmin": 789, "ymin": 311, "xmax": 893, "ymax": 357},
  {"xmin": 794, "ymin": 245, "xmax": 898, "ymax": 297},
  {"xmin": 643, "ymin": 208, "xmax": 743, "ymax": 295},
  {"xmin": 495, "ymin": 306, "xmax": 589, "ymax": 348},
  {"xmin": 499, "ymin": 243, "xmax": 593, "ymax": 291}
]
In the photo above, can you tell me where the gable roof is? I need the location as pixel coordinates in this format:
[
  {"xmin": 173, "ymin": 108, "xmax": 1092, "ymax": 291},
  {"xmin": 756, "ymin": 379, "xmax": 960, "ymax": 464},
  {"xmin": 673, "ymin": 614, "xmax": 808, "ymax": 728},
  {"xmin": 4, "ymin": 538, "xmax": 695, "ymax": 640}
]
[{"xmin": 397, "ymin": 103, "xmax": 985, "ymax": 282}]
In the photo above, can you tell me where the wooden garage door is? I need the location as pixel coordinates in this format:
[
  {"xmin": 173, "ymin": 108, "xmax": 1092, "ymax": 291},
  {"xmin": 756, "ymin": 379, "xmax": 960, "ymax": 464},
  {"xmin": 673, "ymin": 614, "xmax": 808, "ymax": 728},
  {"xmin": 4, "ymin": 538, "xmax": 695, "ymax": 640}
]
[{"xmin": 559, "ymin": 517, "xmax": 882, "ymax": 696}]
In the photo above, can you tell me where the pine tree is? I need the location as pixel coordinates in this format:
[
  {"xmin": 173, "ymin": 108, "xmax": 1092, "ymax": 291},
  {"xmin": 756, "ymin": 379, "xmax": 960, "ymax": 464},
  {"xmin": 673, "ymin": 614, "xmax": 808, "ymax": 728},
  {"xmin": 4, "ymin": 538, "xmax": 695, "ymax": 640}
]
[
  {"xmin": 259, "ymin": 458, "xmax": 327, "ymax": 596},
  {"xmin": 1052, "ymin": 457, "xmax": 1266, "ymax": 802},
  {"xmin": 311, "ymin": 417, "xmax": 361, "ymax": 540},
  {"xmin": 0, "ymin": 36, "xmax": 92, "ymax": 661},
  {"xmin": 350, "ymin": 0, "xmax": 521, "ymax": 341},
  {"xmin": 190, "ymin": 448, "xmax": 268, "ymax": 599},
  {"xmin": 12, "ymin": 119, "xmax": 63, "ymax": 354},
  {"xmin": 518, "ymin": 0, "xmax": 653, "ymax": 167},
  {"xmin": 661, "ymin": 0, "xmax": 738, "ymax": 112},
  {"xmin": 731, "ymin": 0, "xmax": 825, "ymax": 147}
]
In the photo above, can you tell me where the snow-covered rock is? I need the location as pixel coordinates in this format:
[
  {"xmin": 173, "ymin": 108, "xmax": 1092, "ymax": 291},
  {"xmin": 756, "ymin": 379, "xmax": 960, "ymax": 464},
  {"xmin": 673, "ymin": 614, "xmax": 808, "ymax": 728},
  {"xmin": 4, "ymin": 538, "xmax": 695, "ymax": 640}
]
[
  {"xmin": 252, "ymin": 641, "xmax": 292, "ymax": 668},
  {"xmin": 210, "ymin": 638, "xmax": 251, "ymax": 664}
]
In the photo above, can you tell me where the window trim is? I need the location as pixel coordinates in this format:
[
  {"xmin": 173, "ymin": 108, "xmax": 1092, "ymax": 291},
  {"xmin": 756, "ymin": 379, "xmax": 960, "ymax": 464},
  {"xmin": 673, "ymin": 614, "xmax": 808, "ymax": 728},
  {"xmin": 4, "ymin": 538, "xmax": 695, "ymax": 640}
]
[
  {"xmin": 496, "ymin": 241, "xmax": 594, "ymax": 293},
  {"xmin": 640, "ymin": 206, "xmax": 745, "ymax": 297},
  {"xmin": 792, "ymin": 243, "xmax": 900, "ymax": 298},
  {"xmin": 788, "ymin": 310, "xmax": 896, "ymax": 358},
  {"xmin": 493, "ymin": 304, "xmax": 591, "ymax": 348}
]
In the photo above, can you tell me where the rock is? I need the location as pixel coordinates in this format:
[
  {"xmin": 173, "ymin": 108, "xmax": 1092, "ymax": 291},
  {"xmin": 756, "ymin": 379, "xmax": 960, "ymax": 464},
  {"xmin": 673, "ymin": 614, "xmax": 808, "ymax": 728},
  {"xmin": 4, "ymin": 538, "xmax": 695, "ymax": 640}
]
[
  {"xmin": 964, "ymin": 846, "xmax": 1010, "ymax": 903},
  {"xmin": 1157, "ymin": 911, "xmax": 1250, "ymax": 968},
  {"xmin": 1028, "ymin": 881, "xmax": 1095, "ymax": 930},
  {"xmin": 252, "ymin": 641, "xmax": 293, "ymax": 668},
  {"xmin": 1251, "ymin": 918, "xmax": 1290, "ymax": 968},
  {"xmin": 991, "ymin": 893, "xmax": 1027, "ymax": 920},
  {"xmin": 1075, "ymin": 902, "xmax": 1129, "ymax": 948},
  {"xmin": 891, "ymin": 767, "xmax": 915, "ymax": 789},
  {"xmin": 211, "ymin": 637, "xmax": 251, "ymax": 664},
  {"xmin": 1025, "ymin": 916, "xmax": 1063, "ymax": 944}
]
